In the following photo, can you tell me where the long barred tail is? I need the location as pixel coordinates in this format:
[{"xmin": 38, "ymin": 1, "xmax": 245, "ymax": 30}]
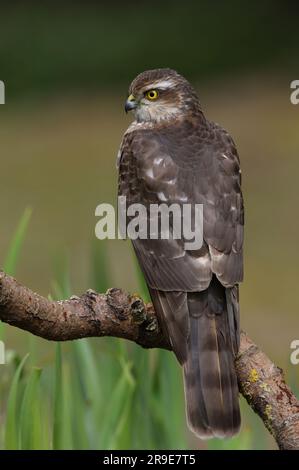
[
  {"xmin": 183, "ymin": 277, "xmax": 241, "ymax": 438},
  {"xmin": 148, "ymin": 276, "xmax": 240, "ymax": 439}
]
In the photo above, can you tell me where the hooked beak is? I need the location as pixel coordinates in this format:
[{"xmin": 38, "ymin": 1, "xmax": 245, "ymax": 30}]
[{"xmin": 125, "ymin": 94, "xmax": 137, "ymax": 113}]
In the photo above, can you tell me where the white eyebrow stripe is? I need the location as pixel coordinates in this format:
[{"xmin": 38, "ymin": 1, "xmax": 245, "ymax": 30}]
[{"xmin": 144, "ymin": 79, "xmax": 176, "ymax": 91}]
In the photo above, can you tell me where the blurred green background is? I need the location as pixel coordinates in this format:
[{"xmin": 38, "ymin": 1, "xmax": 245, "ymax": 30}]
[{"xmin": 0, "ymin": 0, "xmax": 298, "ymax": 450}]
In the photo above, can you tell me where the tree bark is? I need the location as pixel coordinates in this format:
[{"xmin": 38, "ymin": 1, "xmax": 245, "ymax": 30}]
[{"xmin": 0, "ymin": 270, "xmax": 298, "ymax": 449}]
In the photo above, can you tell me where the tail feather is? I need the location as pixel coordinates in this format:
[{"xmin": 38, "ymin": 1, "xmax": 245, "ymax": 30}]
[
  {"xmin": 148, "ymin": 288, "xmax": 189, "ymax": 364},
  {"xmin": 184, "ymin": 278, "xmax": 241, "ymax": 438},
  {"xmin": 149, "ymin": 276, "xmax": 241, "ymax": 439}
]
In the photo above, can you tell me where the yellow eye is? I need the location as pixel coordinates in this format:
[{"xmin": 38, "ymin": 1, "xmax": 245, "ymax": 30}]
[{"xmin": 146, "ymin": 89, "xmax": 159, "ymax": 100}]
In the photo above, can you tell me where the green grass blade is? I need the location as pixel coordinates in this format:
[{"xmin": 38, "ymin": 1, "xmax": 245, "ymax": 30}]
[
  {"xmin": 3, "ymin": 207, "xmax": 32, "ymax": 276},
  {"xmin": 68, "ymin": 360, "xmax": 90, "ymax": 450},
  {"xmin": 139, "ymin": 349, "xmax": 186, "ymax": 450},
  {"xmin": 4, "ymin": 354, "xmax": 29, "ymax": 449},
  {"xmin": 70, "ymin": 340, "xmax": 102, "ymax": 448},
  {"xmin": 99, "ymin": 358, "xmax": 135, "ymax": 449},
  {"xmin": 53, "ymin": 343, "xmax": 63, "ymax": 449},
  {"xmin": 72, "ymin": 340, "xmax": 102, "ymax": 404},
  {"xmin": 19, "ymin": 368, "xmax": 43, "ymax": 449},
  {"xmin": 52, "ymin": 343, "xmax": 73, "ymax": 449},
  {"xmin": 60, "ymin": 362, "xmax": 74, "ymax": 449}
]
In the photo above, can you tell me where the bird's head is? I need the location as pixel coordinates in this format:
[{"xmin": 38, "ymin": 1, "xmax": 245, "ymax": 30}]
[{"xmin": 125, "ymin": 68, "xmax": 201, "ymax": 123}]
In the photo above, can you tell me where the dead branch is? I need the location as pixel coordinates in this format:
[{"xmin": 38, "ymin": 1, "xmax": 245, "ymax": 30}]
[{"xmin": 0, "ymin": 270, "xmax": 298, "ymax": 449}]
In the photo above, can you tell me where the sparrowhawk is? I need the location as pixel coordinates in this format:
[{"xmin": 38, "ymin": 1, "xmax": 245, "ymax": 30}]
[{"xmin": 117, "ymin": 68, "xmax": 243, "ymax": 438}]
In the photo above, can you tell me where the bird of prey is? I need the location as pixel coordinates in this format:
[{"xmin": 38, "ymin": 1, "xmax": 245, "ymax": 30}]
[{"xmin": 117, "ymin": 69, "xmax": 244, "ymax": 438}]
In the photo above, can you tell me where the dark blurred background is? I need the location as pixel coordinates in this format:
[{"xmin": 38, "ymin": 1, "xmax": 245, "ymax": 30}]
[
  {"xmin": 1, "ymin": 1, "xmax": 298, "ymax": 96},
  {"xmin": 0, "ymin": 0, "xmax": 298, "ymax": 449}
]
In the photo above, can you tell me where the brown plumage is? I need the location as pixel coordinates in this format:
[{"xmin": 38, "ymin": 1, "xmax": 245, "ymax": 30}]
[{"xmin": 118, "ymin": 69, "xmax": 244, "ymax": 438}]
